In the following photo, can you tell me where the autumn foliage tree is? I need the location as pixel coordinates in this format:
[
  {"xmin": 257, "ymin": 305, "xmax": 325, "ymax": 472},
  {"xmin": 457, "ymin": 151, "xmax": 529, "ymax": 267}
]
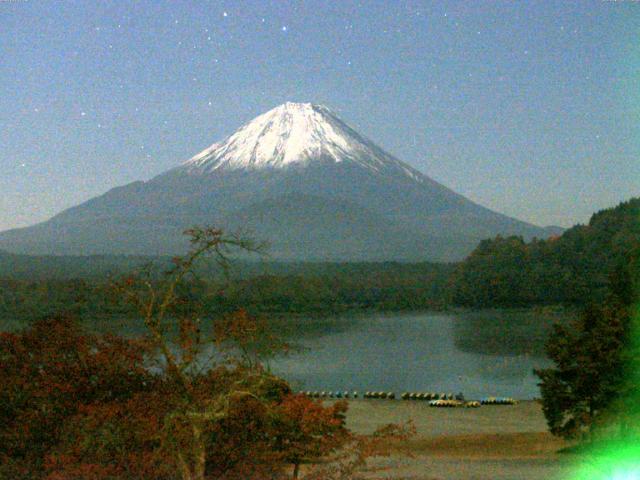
[
  {"xmin": 1, "ymin": 227, "xmax": 413, "ymax": 479},
  {"xmin": 109, "ymin": 227, "xmax": 290, "ymax": 480},
  {"xmin": 0, "ymin": 315, "xmax": 154, "ymax": 478},
  {"xmin": 271, "ymin": 395, "xmax": 349, "ymax": 479},
  {"xmin": 74, "ymin": 227, "xmax": 355, "ymax": 479}
]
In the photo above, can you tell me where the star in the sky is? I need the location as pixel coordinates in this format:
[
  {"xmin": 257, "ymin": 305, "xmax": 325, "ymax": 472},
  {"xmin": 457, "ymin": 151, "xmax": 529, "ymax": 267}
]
[{"xmin": 282, "ymin": 26, "xmax": 288, "ymax": 32}]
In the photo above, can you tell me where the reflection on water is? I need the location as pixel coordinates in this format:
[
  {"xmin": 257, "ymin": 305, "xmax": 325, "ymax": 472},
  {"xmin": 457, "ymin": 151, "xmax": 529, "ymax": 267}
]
[
  {"xmin": 452, "ymin": 308, "xmax": 573, "ymax": 357},
  {"xmin": 266, "ymin": 310, "xmax": 572, "ymax": 399}
]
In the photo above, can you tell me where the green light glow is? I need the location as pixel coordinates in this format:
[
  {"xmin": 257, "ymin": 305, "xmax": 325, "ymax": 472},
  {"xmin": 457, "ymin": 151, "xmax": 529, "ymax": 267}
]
[
  {"xmin": 569, "ymin": 265, "xmax": 640, "ymax": 480},
  {"xmin": 571, "ymin": 441, "xmax": 640, "ymax": 480}
]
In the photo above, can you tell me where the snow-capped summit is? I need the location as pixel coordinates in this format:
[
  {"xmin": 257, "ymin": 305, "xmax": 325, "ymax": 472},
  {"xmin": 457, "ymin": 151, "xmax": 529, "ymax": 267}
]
[{"xmin": 181, "ymin": 102, "xmax": 423, "ymax": 181}]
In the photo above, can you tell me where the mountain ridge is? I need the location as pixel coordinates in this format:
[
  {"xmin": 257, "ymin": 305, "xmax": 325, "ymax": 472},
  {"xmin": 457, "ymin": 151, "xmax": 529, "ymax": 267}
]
[{"xmin": 0, "ymin": 102, "xmax": 560, "ymax": 261}]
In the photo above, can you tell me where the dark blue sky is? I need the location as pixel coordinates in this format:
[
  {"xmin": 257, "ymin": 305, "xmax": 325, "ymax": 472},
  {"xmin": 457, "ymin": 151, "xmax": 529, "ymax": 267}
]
[{"xmin": 2, "ymin": 0, "xmax": 638, "ymax": 231}]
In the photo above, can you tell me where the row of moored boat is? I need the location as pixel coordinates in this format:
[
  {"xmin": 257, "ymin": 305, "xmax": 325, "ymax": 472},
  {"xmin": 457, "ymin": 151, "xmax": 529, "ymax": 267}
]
[{"xmin": 297, "ymin": 390, "xmax": 517, "ymax": 407}]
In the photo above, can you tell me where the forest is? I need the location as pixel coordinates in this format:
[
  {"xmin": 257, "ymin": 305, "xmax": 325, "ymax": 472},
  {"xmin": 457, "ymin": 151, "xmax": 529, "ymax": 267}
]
[
  {"xmin": 449, "ymin": 198, "xmax": 640, "ymax": 308},
  {"xmin": 0, "ymin": 260, "xmax": 454, "ymax": 328}
]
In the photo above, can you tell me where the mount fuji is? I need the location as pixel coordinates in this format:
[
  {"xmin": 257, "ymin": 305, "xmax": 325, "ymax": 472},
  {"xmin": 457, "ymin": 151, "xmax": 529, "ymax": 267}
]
[{"xmin": 0, "ymin": 102, "xmax": 560, "ymax": 261}]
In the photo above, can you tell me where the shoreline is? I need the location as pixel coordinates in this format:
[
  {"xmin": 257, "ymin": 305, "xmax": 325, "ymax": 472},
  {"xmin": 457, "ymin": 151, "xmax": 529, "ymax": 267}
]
[{"xmin": 338, "ymin": 399, "xmax": 575, "ymax": 480}]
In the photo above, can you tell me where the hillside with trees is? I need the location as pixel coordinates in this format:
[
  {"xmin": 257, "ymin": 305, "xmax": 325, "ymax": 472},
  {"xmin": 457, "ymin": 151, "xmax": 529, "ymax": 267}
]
[{"xmin": 449, "ymin": 198, "xmax": 640, "ymax": 308}]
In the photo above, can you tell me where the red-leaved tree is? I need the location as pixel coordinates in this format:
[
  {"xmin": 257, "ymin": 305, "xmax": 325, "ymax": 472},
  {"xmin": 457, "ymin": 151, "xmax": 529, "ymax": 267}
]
[{"xmin": 0, "ymin": 315, "xmax": 154, "ymax": 478}]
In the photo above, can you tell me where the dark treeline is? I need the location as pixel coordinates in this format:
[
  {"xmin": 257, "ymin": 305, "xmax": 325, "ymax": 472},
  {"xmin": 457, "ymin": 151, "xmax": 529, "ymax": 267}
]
[
  {"xmin": 0, "ymin": 261, "xmax": 455, "ymax": 326},
  {"xmin": 215, "ymin": 262, "xmax": 454, "ymax": 313},
  {"xmin": 449, "ymin": 198, "xmax": 640, "ymax": 308}
]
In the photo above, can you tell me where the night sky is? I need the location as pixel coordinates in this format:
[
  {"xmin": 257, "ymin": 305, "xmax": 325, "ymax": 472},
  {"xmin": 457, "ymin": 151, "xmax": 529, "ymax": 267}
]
[{"xmin": 1, "ymin": 0, "xmax": 638, "ymax": 232}]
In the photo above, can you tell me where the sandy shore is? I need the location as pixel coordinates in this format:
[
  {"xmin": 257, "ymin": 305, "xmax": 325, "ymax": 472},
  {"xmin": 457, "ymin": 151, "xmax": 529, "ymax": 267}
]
[{"xmin": 333, "ymin": 399, "xmax": 576, "ymax": 480}]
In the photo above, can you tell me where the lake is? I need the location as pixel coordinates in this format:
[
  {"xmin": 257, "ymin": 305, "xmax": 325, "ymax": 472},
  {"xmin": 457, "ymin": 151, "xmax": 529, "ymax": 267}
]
[
  {"xmin": 264, "ymin": 309, "xmax": 570, "ymax": 400},
  {"xmin": 4, "ymin": 307, "xmax": 570, "ymax": 400}
]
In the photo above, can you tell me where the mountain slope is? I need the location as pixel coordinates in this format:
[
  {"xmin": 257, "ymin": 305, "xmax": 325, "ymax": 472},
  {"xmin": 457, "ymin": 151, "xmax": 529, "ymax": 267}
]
[{"xmin": 0, "ymin": 102, "xmax": 559, "ymax": 261}]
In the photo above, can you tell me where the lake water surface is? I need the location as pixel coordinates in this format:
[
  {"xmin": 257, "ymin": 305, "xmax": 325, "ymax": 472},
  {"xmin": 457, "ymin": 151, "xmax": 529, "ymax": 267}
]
[
  {"xmin": 265, "ymin": 309, "xmax": 570, "ymax": 400},
  {"xmin": 22, "ymin": 308, "xmax": 570, "ymax": 400}
]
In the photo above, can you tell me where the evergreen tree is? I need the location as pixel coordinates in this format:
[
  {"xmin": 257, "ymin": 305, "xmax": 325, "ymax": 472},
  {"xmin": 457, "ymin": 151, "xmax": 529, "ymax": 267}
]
[{"xmin": 534, "ymin": 262, "xmax": 636, "ymax": 441}]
